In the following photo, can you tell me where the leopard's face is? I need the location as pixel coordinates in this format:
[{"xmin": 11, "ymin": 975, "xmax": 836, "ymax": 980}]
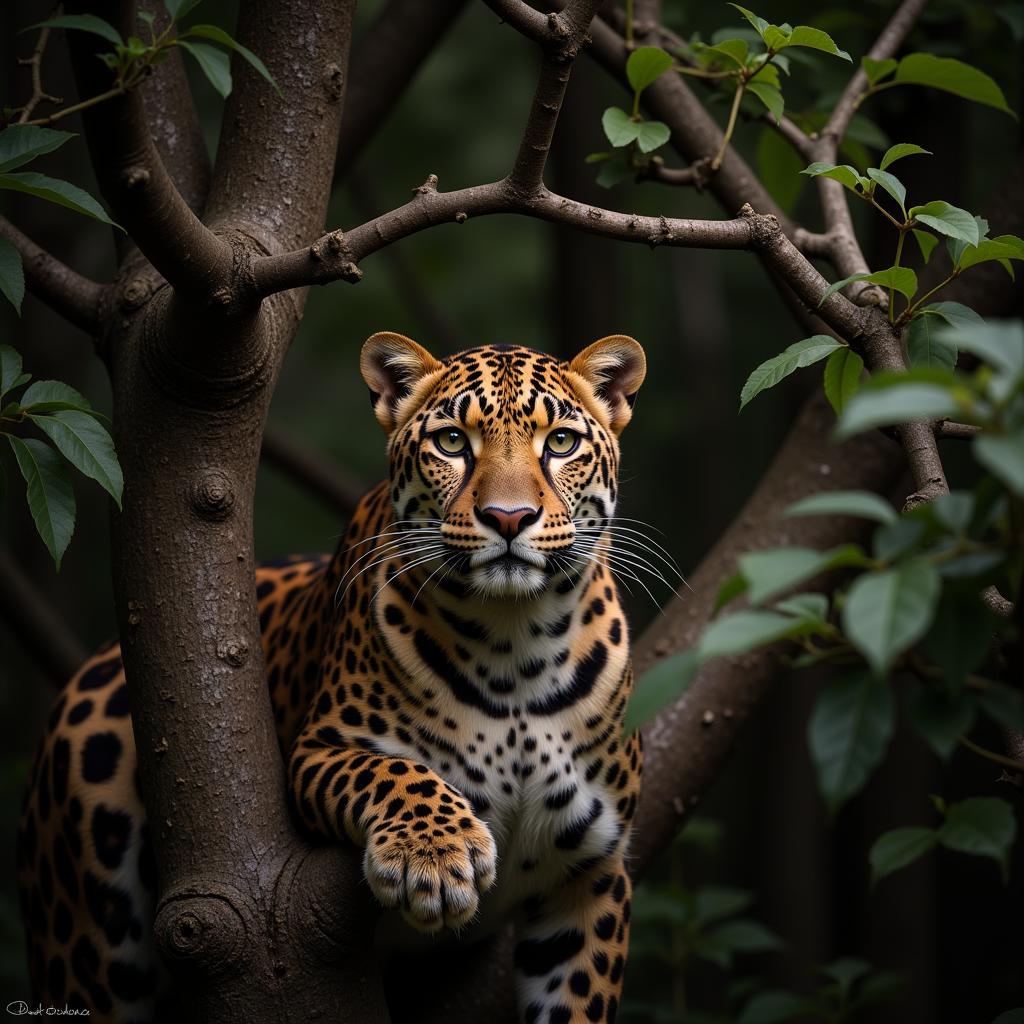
[{"xmin": 362, "ymin": 334, "xmax": 646, "ymax": 599}]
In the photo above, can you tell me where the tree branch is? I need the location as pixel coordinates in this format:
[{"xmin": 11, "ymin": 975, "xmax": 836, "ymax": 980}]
[
  {"xmin": 205, "ymin": 0, "xmax": 353, "ymax": 260},
  {"xmin": 260, "ymin": 425, "xmax": 366, "ymax": 518},
  {"xmin": 64, "ymin": 0, "xmax": 234, "ymax": 302},
  {"xmin": 506, "ymin": 0, "xmax": 602, "ymax": 191},
  {"xmin": 252, "ymin": 178, "xmax": 756, "ymax": 296},
  {"xmin": 139, "ymin": 0, "xmax": 210, "ymax": 215},
  {"xmin": 0, "ymin": 544, "xmax": 88, "ymax": 687},
  {"xmin": 630, "ymin": 392, "xmax": 904, "ymax": 872},
  {"xmin": 15, "ymin": 21, "xmax": 61, "ymax": 124},
  {"xmin": 335, "ymin": 0, "xmax": 468, "ymax": 180},
  {"xmin": 0, "ymin": 214, "xmax": 104, "ymax": 332},
  {"xmin": 824, "ymin": 0, "xmax": 930, "ymax": 143},
  {"xmin": 586, "ymin": 12, "xmax": 794, "ymax": 232}
]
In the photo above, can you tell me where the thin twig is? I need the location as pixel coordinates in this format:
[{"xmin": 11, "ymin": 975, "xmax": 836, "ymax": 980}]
[
  {"xmin": 936, "ymin": 421, "xmax": 981, "ymax": 440},
  {"xmin": 0, "ymin": 215, "xmax": 105, "ymax": 333},
  {"xmin": 959, "ymin": 735, "xmax": 1024, "ymax": 775},
  {"xmin": 16, "ymin": 21, "xmax": 61, "ymax": 124}
]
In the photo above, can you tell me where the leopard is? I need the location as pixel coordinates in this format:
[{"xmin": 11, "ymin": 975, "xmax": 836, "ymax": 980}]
[{"xmin": 16, "ymin": 331, "xmax": 648, "ymax": 1024}]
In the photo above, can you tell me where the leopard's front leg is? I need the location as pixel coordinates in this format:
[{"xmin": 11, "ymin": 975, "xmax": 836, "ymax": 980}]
[
  {"xmin": 515, "ymin": 856, "xmax": 632, "ymax": 1024},
  {"xmin": 288, "ymin": 729, "xmax": 497, "ymax": 932}
]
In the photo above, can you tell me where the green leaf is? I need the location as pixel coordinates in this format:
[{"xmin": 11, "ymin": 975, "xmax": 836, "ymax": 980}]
[
  {"xmin": 938, "ymin": 797, "xmax": 1017, "ymax": 882},
  {"xmin": 977, "ymin": 684, "xmax": 1024, "ymax": 732},
  {"xmin": 0, "ymin": 345, "xmax": 24, "ymax": 398},
  {"xmin": 595, "ymin": 158, "xmax": 632, "ymax": 189},
  {"xmin": 714, "ymin": 571, "xmax": 748, "ymax": 612},
  {"xmin": 879, "ymin": 142, "xmax": 930, "ymax": 172},
  {"xmin": 29, "ymin": 411, "xmax": 122, "ymax": 506},
  {"xmin": 845, "ymin": 114, "xmax": 889, "ymax": 150},
  {"xmin": 29, "ymin": 14, "xmax": 124, "ymax": 46},
  {"xmin": 920, "ymin": 591, "xmax": 995, "ymax": 689},
  {"xmin": 819, "ymin": 267, "xmax": 917, "ymax": 305},
  {"xmin": 935, "ymin": 321, "xmax": 1023, "ymax": 379},
  {"xmin": 922, "ymin": 300, "xmax": 984, "ymax": 330},
  {"xmin": 601, "ymin": 106, "xmax": 639, "ymax": 148},
  {"xmin": 7, "ymin": 435, "xmax": 76, "ymax": 569},
  {"xmin": 822, "ymin": 347, "xmax": 863, "ymax": 415},
  {"xmin": 698, "ymin": 609, "xmax": 819, "ymax": 661},
  {"xmin": 706, "ymin": 918, "xmax": 784, "ymax": 954},
  {"xmin": 866, "ymin": 167, "xmax": 906, "ymax": 215},
  {"xmin": 905, "ymin": 684, "xmax": 976, "ymax": 760},
  {"xmin": 185, "ymin": 24, "xmax": 281, "ymax": 95},
  {"xmin": 909, "ymin": 201, "xmax": 981, "ymax": 247},
  {"xmin": 912, "ymin": 229, "xmax": 938, "ymax": 264},
  {"xmin": 693, "ymin": 885, "xmax": 753, "ymax": 922},
  {"xmin": 164, "ymin": 0, "xmax": 206, "ymax": 21},
  {"xmin": 834, "ymin": 383, "xmax": 961, "ymax": 440},
  {"xmin": 775, "ymin": 592, "xmax": 829, "ymax": 621},
  {"xmin": 0, "ymin": 171, "xmax": 117, "ymax": 226},
  {"xmin": 862, "ymin": 57, "xmax": 897, "ymax": 86},
  {"xmin": 784, "ymin": 25, "xmax": 850, "ymax": 61},
  {"xmin": 869, "ymin": 827, "xmax": 937, "ymax": 886},
  {"xmin": 0, "ymin": 125, "xmax": 77, "ymax": 173},
  {"xmin": 729, "ymin": 4, "xmax": 770, "ymax": 39},
  {"xmin": 785, "ymin": 489, "xmax": 896, "ymax": 525},
  {"xmin": 738, "ymin": 991, "xmax": 819, "ymax": 1024},
  {"xmin": 957, "ymin": 234, "xmax": 1024, "ymax": 274},
  {"xmin": 974, "ymin": 431, "xmax": 1024, "ymax": 497},
  {"xmin": 762, "ymin": 25, "xmax": 791, "ymax": 52},
  {"xmin": 800, "ymin": 161, "xmax": 861, "ymax": 191},
  {"xmin": 906, "ymin": 313, "xmax": 958, "ymax": 371},
  {"xmin": 635, "ymin": 120, "xmax": 671, "ymax": 154},
  {"xmin": 20, "ymin": 380, "xmax": 95, "ymax": 414},
  {"xmin": 821, "ymin": 957, "xmax": 872, "ymax": 999},
  {"xmin": 842, "ymin": 560, "xmax": 941, "ymax": 676},
  {"xmin": 625, "ymin": 45, "xmax": 673, "ymax": 92},
  {"xmin": 739, "ymin": 335, "xmax": 842, "ymax": 409},
  {"xmin": 746, "ymin": 82, "xmax": 784, "ymax": 124},
  {"xmin": 739, "ymin": 544, "xmax": 867, "ymax": 605},
  {"xmin": 894, "ymin": 53, "xmax": 1016, "ymax": 118},
  {"xmin": 808, "ymin": 672, "xmax": 895, "ymax": 813},
  {"xmin": 705, "ymin": 38, "xmax": 750, "ymax": 70},
  {"xmin": 0, "ymin": 236, "xmax": 25, "ymax": 314},
  {"xmin": 178, "ymin": 40, "xmax": 232, "ymax": 98},
  {"xmin": 624, "ymin": 649, "xmax": 699, "ymax": 734}
]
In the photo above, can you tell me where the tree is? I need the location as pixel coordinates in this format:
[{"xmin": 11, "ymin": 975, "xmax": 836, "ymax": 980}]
[{"xmin": 1, "ymin": 1, "xmax": 1021, "ymax": 1022}]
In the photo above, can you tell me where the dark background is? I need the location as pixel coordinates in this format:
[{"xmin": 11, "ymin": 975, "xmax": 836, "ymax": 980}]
[{"xmin": 1, "ymin": 0, "xmax": 1022, "ymax": 1019}]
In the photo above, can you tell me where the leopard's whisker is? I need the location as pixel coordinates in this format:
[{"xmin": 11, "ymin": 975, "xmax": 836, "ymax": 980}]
[{"xmin": 574, "ymin": 529, "xmax": 684, "ymax": 582}]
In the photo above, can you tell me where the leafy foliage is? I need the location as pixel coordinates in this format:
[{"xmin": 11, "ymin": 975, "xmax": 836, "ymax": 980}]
[
  {"xmin": 0, "ymin": 345, "xmax": 122, "ymax": 568},
  {"xmin": 629, "ymin": 316, "xmax": 1024, "ymax": 891},
  {"xmin": 0, "ymin": 1, "xmax": 277, "ymax": 314}
]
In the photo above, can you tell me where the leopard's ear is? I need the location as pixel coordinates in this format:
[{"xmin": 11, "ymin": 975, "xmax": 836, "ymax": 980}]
[
  {"xmin": 361, "ymin": 332, "xmax": 443, "ymax": 432},
  {"xmin": 569, "ymin": 335, "xmax": 647, "ymax": 434}
]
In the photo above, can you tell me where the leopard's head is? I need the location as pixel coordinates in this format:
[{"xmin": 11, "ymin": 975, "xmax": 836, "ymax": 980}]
[{"xmin": 361, "ymin": 333, "xmax": 646, "ymax": 599}]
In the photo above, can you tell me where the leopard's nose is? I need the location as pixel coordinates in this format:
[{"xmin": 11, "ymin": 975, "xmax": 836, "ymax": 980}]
[{"xmin": 474, "ymin": 505, "xmax": 541, "ymax": 540}]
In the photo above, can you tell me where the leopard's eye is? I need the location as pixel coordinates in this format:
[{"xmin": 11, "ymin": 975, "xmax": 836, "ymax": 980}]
[
  {"xmin": 545, "ymin": 428, "xmax": 580, "ymax": 456},
  {"xmin": 434, "ymin": 427, "xmax": 469, "ymax": 456}
]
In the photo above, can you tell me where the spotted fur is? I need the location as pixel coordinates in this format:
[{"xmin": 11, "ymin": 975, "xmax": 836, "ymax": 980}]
[{"xmin": 17, "ymin": 333, "xmax": 647, "ymax": 1023}]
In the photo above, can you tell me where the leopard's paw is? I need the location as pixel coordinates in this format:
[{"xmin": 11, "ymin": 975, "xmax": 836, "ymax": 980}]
[{"xmin": 363, "ymin": 813, "xmax": 497, "ymax": 932}]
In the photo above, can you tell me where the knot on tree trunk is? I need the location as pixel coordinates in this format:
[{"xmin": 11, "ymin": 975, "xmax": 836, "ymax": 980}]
[
  {"xmin": 191, "ymin": 470, "xmax": 237, "ymax": 520},
  {"xmin": 155, "ymin": 887, "xmax": 251, "ymax": 979}
]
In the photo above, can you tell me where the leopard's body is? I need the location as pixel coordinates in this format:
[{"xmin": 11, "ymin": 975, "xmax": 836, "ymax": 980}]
[{"xmin": 17, "ymin": 334, "xmax": 648, "ymax": 1024}]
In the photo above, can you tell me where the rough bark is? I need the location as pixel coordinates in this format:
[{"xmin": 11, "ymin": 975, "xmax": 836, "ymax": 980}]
[{"xmin": 5, "ymin": 0, "xmax": 1016, "ymax": 1020}]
